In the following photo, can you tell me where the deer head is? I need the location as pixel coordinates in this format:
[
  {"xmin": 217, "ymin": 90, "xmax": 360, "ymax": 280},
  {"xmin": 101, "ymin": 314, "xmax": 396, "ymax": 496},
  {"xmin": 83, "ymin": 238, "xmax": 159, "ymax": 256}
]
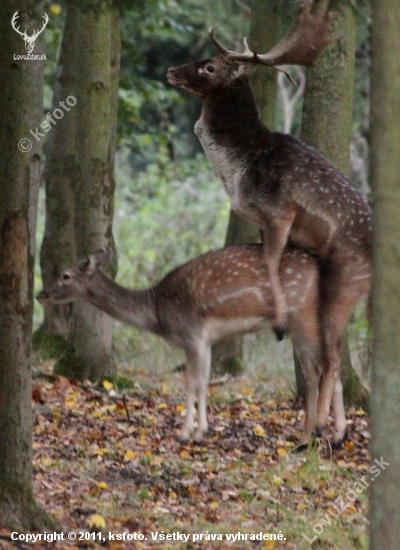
[
  {"xmin": 37, "ymin": 248, "xmax": 113, "ymax": 305},
  {"xmin": 11, "ymin": 11, "xmax": 49, "ymax": 54},
  {"xmin": 168, "ymin": 1, "xmax": 333, "ymax": 94}
]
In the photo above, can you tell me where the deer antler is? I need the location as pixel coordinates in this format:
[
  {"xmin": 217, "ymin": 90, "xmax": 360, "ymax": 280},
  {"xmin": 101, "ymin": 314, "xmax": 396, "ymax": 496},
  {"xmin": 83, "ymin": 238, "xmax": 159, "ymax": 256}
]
[
  {"xmin": 11, "ymin": 12, "xmax": 26, "ymax": 37},
  {"xmin": 11, "ymin": 11, "xmax": 49, "ymax": 40},
  {"xmin": 29, "ymin": 13, "xmax": 49, "ymax": 40},
  {"xmin": 209, "ymin": 0, "xmax": 333, "ymax": 68}
]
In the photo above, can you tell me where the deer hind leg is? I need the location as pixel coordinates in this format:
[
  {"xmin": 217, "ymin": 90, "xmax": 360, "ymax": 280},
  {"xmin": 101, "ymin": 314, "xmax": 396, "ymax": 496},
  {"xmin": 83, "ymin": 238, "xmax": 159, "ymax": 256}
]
[
  {"xmin": 262, "ymin": 211, "xmax": 296, "ymax": 338},
  {"xmin": 291, "ymin": 290, "xmax": 322, "ymax": 448},
  {"xmin": 179, "ymin": 338, "xmax": 211, "ymax": 442},
  {"xmin": 316, "ymin": 266, "xmax": 368, "ymax": 443}
]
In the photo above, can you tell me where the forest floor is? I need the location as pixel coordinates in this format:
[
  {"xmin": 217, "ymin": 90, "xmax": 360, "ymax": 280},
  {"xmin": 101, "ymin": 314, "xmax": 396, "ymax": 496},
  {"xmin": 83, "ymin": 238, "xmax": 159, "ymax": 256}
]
[{"xmin": 1, "ymin": 363, "xmax": 371, "ymax": 550}]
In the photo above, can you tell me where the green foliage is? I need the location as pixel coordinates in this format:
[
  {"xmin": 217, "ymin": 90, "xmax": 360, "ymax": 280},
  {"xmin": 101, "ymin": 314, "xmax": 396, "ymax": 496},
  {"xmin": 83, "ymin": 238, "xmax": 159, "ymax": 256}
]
[
  {"xmin": 114, "ymin": 152, "xmax": 230, "ymax": 287},
  {"xmin": 220, "ymin": 357, "xmax": 245, "ymax": 376}
]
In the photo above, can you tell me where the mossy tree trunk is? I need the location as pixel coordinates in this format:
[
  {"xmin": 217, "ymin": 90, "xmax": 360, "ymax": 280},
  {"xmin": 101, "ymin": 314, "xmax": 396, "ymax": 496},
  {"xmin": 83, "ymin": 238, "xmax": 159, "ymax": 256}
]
[
  {"xmin": 50, "ymin": 0, "xmax": 120, "ymax": 381},
  {"xmin": 211, "ymin": 0, "xmax": 279, "ymax": 373},
  {"xmin": 295, "ymin": 1, "xmax": 368, "ymax": 408},
  {"xmin": 369, "ymin": 1, "xmax": 400, "ymax": 546},
  {"xmin": 0, "ymin": 0, "xmax": 53, "ymax": 530},
  {"xmin": 34, "ymin": 3, "xmax": 79, "ymax": 359}
]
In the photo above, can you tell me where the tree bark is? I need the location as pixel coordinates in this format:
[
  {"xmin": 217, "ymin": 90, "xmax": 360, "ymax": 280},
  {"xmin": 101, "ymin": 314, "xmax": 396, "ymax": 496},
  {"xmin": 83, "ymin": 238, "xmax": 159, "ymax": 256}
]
[
  {"xmin": 211, "ymin": 0, "xmax": 279, "ymax": 372},
  {"xmin": 369, "ymin": 2, "xmax": 400, "ymax": 546},
  {"xmin": 0, "ymin": 0, "xmax": 53, "ymax": 529},
  {"xmin": 34, "ymin": 3, "xmax": 79, "ymax": 359},
  {"xmin": 296, "ymin": 2, "xmax": 368, "ymax": 408},
  {"xmin": 53, "ymin": 0, "xmax": 120, "ymax": 381}
]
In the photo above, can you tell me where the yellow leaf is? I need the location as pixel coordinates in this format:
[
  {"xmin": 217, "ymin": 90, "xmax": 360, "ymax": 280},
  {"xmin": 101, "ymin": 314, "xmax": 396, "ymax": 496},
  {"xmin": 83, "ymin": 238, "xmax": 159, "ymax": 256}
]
[
  {"xmin": 103, "ymin": 380, "xmax": 114, "ymax": 391},
  {"xmin": 64, "ymin": 396, "xmax": 76, "ymax": 408},
  {"xmin": 90, "ymin": 448, "xmax": 109, "ymax": 456},
  {"xmin": 263, "ymin": 541, "xmax": 277, "ymax": 549},
  {"xmin": 124, "ymin": 449, "xmax": 136, "ymax": 461},
  {"xmin": 137, "ymin": 436, "xmax": 148, "ymax": 446},
  {"xmin": 209, "ymin": 501, "xmax": 219, "ymax": 509},
  {"xmin": 179, "ymin": 450, "xmax": 191, "ymax": 459},
  {"xmin": 150, "ymin": 456, "xmax": 163, "ymax": 467},
  {"xmin": 324, "ymin": 489, "xmax": 336, "ymax": 499},
  {"xmin": 176, "ymin": 404, "xmax": 185, "ymax": 413},
  {"xmin": 169, "ymin": 491, "xmax": 178, "ymax": 499},
  {"xmin": 253, "ymin": 425, "xmax": 266, "ymax": 438},
  {"xmin": 97, "ymin": 482, "xmax": 108, "ymax": 489},
  {"xmin": 344, "ymin": 505, "xmax": 357, "ymax": 514},
  {"xmin": 272, "ymin": 475, "xmax": 283, "ymax": 485},
  {"xmin": 277, "ymin": 447, "xmax": 287, "ymax": 456},
  {"xmin": 157, "ymin": 402, "xmax": 167, "ymax": 409},
  {"xmin": 50, "ymin": 4, "xmax": 62, "ymax": 15},
  {"xmin": 89, "ymin": 513, "xmax": 106, "ymax": 528},
  {"xmin": 41, "ymin": 457, "xmax": 53, "ymax": 467}
]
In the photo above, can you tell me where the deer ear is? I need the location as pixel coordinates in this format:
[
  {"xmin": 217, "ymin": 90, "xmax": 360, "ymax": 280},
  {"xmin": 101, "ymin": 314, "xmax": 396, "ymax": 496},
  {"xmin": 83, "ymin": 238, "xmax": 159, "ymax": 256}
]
[
  {"xmin": 231, "ymin": 63, "xmax": 255, "ymax": 79},
  {"xmin": 84, "ymin": 254, "xmax": 98, "ymax": 275},
  {"xmin": 86, "ymin": 247, "xmax": 113, "ymax": 273}
]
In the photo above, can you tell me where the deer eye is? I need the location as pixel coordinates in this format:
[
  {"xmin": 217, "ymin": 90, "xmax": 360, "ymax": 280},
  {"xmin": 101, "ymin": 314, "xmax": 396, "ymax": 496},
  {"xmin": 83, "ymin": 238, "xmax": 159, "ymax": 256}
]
[
  {"xmin": 206, "ymin": 65, "xmax": 215, "ymax": 73},
  {"xmin": 62, "ymin": 272, "xmax": 71, "ymax": 281}
]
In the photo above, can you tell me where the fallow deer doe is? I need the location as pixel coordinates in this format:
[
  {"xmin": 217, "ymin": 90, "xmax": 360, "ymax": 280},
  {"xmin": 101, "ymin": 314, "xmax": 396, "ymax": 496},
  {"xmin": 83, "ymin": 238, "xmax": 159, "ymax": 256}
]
[
  {"xmin": 167, "ymin": 1, "xmax": 371, "ymax": 443},
  {"xmin": 37, "ymin": 245, "xmax": 345, "ymax": 446}
]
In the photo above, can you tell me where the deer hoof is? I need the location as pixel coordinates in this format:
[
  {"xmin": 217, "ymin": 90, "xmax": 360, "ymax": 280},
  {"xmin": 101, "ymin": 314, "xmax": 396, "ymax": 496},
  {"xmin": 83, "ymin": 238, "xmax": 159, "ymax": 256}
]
[
  {"xmin": 273, "ymin": 325, "xmax": 287, "ymax": 341},
  {"xmin": 314, "ymin": 426, "xmax": 325, "ymax": 438},
  {"xmin": 331, "ymin": 431, "xmax": 347, "ymax": 450},
  {"xmin": 178, "ymin": 429, "xmax": 191, "ymax": 443},
  {"xmin": 193, "ymin": 427, "xmax": 208, "ymax": 443}
]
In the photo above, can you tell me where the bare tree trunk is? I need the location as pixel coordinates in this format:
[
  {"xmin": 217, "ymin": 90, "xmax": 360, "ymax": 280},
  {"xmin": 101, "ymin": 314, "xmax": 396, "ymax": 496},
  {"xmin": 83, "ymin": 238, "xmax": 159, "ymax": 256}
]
[
  {"xmin": 0, "ymin": 0, "xmax": 53, "ymax": 529},
  {"xmin": 54, "ymin": 1, "xmax": 120, "ymax": 381},
  {"xmin": 211, "ymin": 0, "xmax": 279, "ymax": 372},
  {"xmin": 369, "ymin": 1, "xmax": 400, "ymax": 546},
  {"xmin": 295, "ymin": 3, "xmax": 368, "ymax": 408},
  {"xmin": 34, "ymin": 4, "xmax": 79, "ymax": 359}
]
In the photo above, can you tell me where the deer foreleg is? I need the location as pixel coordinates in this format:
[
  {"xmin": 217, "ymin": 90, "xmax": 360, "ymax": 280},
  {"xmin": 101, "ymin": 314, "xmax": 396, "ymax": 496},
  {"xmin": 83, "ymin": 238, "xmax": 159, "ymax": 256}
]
[
  {"xmin": 194, "ymin": 343, "xmax": 211, "ymax": 443},
  {"xmin": 262, "ymin": 212, "xmax": 296, "ymax": 337},
  {"xmin": 179, "ymin": 339, "xmax": 211, "ymax": 442},
  {"xmin": 331, "ymin": 376, "xmax": 346, "ymax": 446}
]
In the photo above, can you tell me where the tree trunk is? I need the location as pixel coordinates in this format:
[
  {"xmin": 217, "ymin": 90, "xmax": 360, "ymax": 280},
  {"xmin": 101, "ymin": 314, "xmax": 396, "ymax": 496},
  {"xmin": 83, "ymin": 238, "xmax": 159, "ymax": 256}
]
[
  {"xmin": 34, "ymin": 4, "xmax": 79, "ymax": 359},
  {"xmin": 211, "ymin": 0, "xmax": 279, "ymax": 373},
  {"xmin": 0, "ymin": 0, "xmax": 53, "ymax": 529},
  {"xmin": 369, "ymin": 2, "xmax": 400, "ymax": 546},
  {"xmin": 54, "ymin": 1, "xmax": 120, "ymax": 381},
  {"xmin": 295, "ymin": 3, "xmax": 368, "ymax": 408}
]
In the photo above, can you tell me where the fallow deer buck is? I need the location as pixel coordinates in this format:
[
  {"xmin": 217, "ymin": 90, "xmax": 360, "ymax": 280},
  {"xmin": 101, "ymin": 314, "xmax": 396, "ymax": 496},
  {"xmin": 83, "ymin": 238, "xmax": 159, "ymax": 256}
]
[
  {"xmin": 37, "ymin": 245, "xmax": 346, "ymax": 447},
  {"xmin": 167, "ymin": 1, "xmax": 371, "ymax": 443}
]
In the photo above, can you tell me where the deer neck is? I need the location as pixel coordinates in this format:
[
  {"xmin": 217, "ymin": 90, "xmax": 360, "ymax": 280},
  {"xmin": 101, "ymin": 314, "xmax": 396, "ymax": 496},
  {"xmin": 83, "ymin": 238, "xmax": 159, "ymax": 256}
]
[
  {"xmin": 85, "ymin": 271, "xmax": 158, "ymax": 332},
  {"xmin": 195, "ymin": 79, "xmax": 270, "ymax": 198},
  {"xmin": 199, "ymin": 79, "xmax": 268, "ymax": 140}
]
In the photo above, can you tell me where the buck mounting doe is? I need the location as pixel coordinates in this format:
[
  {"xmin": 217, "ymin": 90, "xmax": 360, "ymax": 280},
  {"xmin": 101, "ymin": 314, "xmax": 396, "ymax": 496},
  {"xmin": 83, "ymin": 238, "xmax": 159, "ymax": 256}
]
[
  {"xmin": 37, "ymin": 245, "xmax": 346, "ymax": 446},
  {"xmin": 167, "ymin": 1, "xmax": 371, "ymax": 441}
]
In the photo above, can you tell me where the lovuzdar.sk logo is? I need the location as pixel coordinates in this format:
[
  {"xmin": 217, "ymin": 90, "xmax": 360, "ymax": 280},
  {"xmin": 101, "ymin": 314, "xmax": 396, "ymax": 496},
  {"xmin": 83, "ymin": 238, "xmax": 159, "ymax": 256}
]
[{"xmin": 11, "ymin": 10, "xmax": 48, "ymax": 60}]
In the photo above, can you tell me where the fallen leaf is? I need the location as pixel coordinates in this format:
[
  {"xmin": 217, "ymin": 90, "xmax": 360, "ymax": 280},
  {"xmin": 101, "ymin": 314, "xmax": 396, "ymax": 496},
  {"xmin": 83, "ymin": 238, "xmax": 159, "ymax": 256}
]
[
  {"xmin": 124, "ymin": 449, "xmax": 136, "ymax": 461},
  {"xmin": 253, "ymin": 425, "xmax": 266, "ymax": 437},
  {"xmin": 103, "ymin": 380, "xmax": 114, "ymax": 391},
  {"xmin": 89, "ymin": 513, "xmax": 106, "ymax": 528}
]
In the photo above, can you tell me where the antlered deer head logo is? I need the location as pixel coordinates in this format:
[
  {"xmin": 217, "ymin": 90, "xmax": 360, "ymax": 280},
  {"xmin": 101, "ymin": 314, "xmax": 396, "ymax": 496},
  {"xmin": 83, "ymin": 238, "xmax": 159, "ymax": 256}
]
[{"xmin": 11, "ymin": 11, "xmax": 49, "ymax": 54}]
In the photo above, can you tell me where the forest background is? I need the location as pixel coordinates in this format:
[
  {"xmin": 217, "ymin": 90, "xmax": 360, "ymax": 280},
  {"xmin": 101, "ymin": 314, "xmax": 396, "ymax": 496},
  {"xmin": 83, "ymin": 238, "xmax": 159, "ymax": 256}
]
[{"xmin": 1, "ymin": 0, "xmax": 400, "ymax": 548}]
